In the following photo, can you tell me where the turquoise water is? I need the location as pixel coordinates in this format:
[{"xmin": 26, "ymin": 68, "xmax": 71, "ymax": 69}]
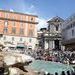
[{"xmin": 28, "ymin": 60, "xmax": 74, "ymax": 75}]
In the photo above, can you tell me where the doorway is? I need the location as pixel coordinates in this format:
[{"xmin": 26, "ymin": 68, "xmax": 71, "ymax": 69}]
[{"xmin": 54, "ymin": 40, "xmax": 60, "ymax": 50}]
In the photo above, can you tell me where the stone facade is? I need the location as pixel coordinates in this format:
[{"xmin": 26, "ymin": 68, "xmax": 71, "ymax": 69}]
[
  {"xmin": 62, "ymin": 14, "xmax": 75, "ymax": 50},
  {"xmin": 38, "ymin": 16, "xmax": 64, "ymax": 50}
]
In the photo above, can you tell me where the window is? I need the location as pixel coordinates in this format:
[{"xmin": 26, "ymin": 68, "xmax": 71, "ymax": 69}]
[
  {"xmin": 55, "ymin": 19, "xmax": 59, "ymax": 22},
  {"xmin": 29, "ymin": 38, "xmax": 32, "ymax": 43},
  {"xmin": 12, "ymin": 27, "xmax": 16, "ymax": 34},
  {"xmin": 56, "ymin": 25, "xmax": 59, "ymax": 31},
  {"xmin": 4, "ymin": 27, "xmax": 8, "ymax": 33},
  {"xmin": 5, "ymin": 13, "xmax": 9, "ymax": 18},
  {"xmin": 20, "ymin": 16, "xmax": 23, "ymax": 20},
  {"xmin": 29, "ymin": 30, "xmax": 33, "ymax": 36},
  {"xmin": 3, "ymin": 36, "xmax": 6, "ymax": 40},
  {"xmin": 4, "ymin": 21, "xmax": 8, "ymax": 33},
  {"xmin": 73, "ymin": 22, "xmax": 75, "ymax": 27},
  {"xmin": 20, "ymin": 38, "xmax": 22, "ymax": 41},
  {"xmin": 13, "ymin": 22, "xmax": 15, "ymax": 26},
  {"xmin": 31, "ymin": 17, "xmax": 33, "ymax": 21},
  {"xmin": 71, "ymin": 22, "xmax": 75, "ymax": 28},
  {"xmin": 48, "ymin": 25, "xmax": 50, "ymax": 31},
  {"xmin": 20, "ymin": 23, "xmax": 23, "ymax": 27},
  {"xmin": 12, "ymin": 15, "xmax": 15, "ymax": 19},
  {"xmin": 0, "ymin": 13, "xmax": 1, "ymax": 17},
  {"xmin": 72, "ymin": 29, "xmax": 74, "ymax": 36},
  {"xmin": 12, "ymin": 37, "xmax": 14, "ymax": 41},
  {"xmin": 71, "ymin": 24, "xmax": 73, "ymax": 28},
  {"xmin": 20, "ymin": 28, "xmax": 24, "ymax": 35},
  {"xmin": 5, "ymin": 21, "xmax": 8, "ymax": 27}
]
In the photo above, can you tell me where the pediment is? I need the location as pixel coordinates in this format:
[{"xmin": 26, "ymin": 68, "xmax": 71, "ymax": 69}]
[{"xmin": 47, "ymin": 16, "xmax": 64, "ymax": 23}]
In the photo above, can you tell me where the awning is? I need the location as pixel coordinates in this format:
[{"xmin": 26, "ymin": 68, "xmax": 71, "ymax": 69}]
[
  {"xmin": 28, "ymin": 46, "xmax": 32, "ymax": 48},
  {"xmin": 16, "ymin": 43, "xmax": 25, "ymax": 49},
  {"xmin": 16, "ymin": 46, "xmax": 25, "ymax": 49}
]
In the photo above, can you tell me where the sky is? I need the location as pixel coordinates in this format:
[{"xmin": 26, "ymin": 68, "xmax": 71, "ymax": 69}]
[{"xmin": 0, "ymin": 0, "xmax": 75, "ymax": 30}]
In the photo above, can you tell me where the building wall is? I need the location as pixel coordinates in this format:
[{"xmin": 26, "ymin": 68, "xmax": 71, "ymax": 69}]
[
  {"xmin": 1, "ymin": 35, "xmax": 37, "ymax": 49},
  {"xmin": 62, "ymin": 15, "xmax": 75, "ymax": 50},
  {"xmin": 46, "ymin": 17, "xmax": 64, "ymax": 50},
  {"xmin": 63, "ymin": 27, "xmax": 75, "ymax": 40},
  {"xmin": 62, "ymin": 18, "xmax": 75, "ymax": 43},
  {"xmin": 0, "ymin": 10, "xmax": 38, "ymax": 49},
  {"xmin": 49, "ymin": 24, "xmax": 61, "ymax": 33}
]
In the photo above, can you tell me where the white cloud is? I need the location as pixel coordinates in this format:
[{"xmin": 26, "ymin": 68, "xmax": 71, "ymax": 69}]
[
  {"xmin": 30, "ymin": 5, "xmax": 35, "ymax": 9},
  {"xmin": 24, "ymin": 4, "xmax": 47, "ymax": 30},
  {"xmin": 37, "ymin": 18, "xmax": 47, "ymax": 30},
  {"xmin": 25, "ymin": 11, "xmax": 37, "ymax": 15},
  {"xmin": 25, "ymin": 4, "xmax": 38, "ymax": 15}
]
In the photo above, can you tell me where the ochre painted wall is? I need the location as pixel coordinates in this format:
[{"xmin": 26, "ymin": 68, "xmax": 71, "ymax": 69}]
[{"xmin": 0, "ymin": 10, "xmax": 38, "ymax": 37}]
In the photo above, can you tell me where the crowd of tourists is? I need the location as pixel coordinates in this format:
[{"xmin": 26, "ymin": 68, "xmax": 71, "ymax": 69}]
[
  {"xmin": 3, "ymin": 47, "xmax": 75, "ymax": 65},
  {"xmin": 30, "ymin": 48, "xmax": 75, "ymax": 75},
  {"xmin": 32, "ymin": 49, "xmax": 75, "ymax": 65},
  {"xmin": 2, "ymin": 46, "xmax": 75, "ymax": 65},
  {"xmin": 1, "ymin": 47, "xmax": 75, "ymax": 75}
]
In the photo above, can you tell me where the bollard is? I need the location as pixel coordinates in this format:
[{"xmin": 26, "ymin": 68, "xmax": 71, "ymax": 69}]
[
  {"xmin": 61, "ymin": 71, "xmax": 65, "ymax": 75},
  {"xmin": 55, "ymin": 72, "xmax": 58, "ymax": 75},
  {"xmin": 47, "ymin": 73, "xmax": 51, "ymax": 75},
  {"xmin": 66, "ymin": 70, "xmax": 70, "ymax": 75}
]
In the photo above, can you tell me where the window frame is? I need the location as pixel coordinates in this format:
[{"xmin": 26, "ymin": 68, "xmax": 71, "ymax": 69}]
[
  {"xmin": 56, "ymin": 25, "xmax": 59, "ymax": 31},
  {"xmin": 12, "ymin": 27, "xmax": 16, "ymax": 34},
  {"xmin": 20, "ymin": 28, "xmax": 24, "ymax": 35},
  {"xmin": 72, "ymin": 29, "xmax": 74, "ymax": 36}
]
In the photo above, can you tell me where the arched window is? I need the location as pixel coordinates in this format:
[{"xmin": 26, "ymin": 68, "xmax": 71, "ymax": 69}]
[{"xmin": 56, "ymin": 25, "xmax": 59, "ymax": 31}]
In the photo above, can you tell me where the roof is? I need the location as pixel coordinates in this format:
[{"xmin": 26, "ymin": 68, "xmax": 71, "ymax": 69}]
[
  {"xmin": 0, "ymin": 9, "xmax": 38, "ymax": 17},
  {"xmin": 47, "ymin": 16, "xmax": 64, "ymax": 23}
]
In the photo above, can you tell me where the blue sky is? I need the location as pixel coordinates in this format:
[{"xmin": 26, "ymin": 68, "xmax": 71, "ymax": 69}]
[{"xmin": 0, "ymin": 0, "xmax": 75, "ymax": 29}]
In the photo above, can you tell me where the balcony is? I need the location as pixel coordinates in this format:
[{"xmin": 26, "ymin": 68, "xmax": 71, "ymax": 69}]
[{"xmin": 44, "ymin": 32, "xmax": 61, "ymax": 38}]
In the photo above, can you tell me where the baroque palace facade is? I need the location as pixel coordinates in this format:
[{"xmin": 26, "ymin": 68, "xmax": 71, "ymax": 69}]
[
  {"xmin": 0, "ymin": 10, "xmax": 38, "ymax": 49},
  {"xmin": 38, "ymin": 16, "xmax": 65, "ymax": 50}
]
